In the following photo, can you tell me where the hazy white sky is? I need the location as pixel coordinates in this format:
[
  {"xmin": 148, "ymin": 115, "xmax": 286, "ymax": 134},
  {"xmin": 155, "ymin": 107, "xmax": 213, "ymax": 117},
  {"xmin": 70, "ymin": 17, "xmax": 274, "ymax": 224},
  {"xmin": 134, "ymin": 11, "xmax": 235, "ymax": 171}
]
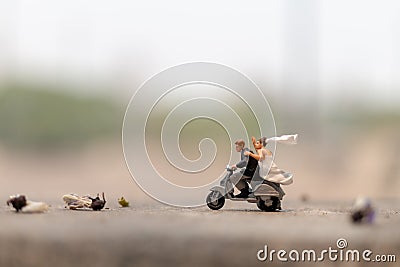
[{"xmin": 1, "ymin": 0, "xmax": 399, "ymax": 107}]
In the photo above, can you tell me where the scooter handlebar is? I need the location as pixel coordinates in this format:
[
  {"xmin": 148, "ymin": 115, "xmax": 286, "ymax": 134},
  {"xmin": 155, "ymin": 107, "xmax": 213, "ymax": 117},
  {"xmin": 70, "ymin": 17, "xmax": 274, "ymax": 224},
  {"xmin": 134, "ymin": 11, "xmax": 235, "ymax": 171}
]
[{"xmin": 226, "ymin": 164, "xmax": 234, "ymax": 172}]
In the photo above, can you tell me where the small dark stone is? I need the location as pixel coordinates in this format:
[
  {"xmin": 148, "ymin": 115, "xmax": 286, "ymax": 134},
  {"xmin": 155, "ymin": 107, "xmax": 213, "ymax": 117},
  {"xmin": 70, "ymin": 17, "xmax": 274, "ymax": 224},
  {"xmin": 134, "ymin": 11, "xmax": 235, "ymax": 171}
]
[
  {"xmin": 7, "ymin": 195, "xmax": 27, "ymax": 212},
  {"xmin": 350, "ymin": 197, "xmax": 376, "ymax": 224},
  {"xmin": 351, "ymin": 211, "xmax": 364, "ymax": 223}
]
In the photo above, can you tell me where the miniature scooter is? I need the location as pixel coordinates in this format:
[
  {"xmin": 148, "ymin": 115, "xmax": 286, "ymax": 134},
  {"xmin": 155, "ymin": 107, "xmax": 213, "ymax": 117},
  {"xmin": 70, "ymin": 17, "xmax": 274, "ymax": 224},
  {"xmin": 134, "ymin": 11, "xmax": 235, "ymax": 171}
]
[{"xmin": 206, "ymin": 165, "xmax": 284, "ymax": 211}]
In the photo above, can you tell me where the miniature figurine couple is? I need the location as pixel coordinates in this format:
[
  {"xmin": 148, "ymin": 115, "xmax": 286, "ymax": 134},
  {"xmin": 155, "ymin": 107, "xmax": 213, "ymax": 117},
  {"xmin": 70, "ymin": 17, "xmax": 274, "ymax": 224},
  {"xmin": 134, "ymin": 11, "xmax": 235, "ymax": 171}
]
[{"xmin": 228, "ymin": 134, "xmax": 297, "ymax": 198}]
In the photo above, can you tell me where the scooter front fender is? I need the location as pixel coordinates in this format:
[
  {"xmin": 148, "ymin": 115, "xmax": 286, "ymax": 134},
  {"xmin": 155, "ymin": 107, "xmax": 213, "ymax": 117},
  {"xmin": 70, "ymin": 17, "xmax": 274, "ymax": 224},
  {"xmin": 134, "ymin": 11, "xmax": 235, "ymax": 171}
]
[{"xmin": 210, "ymin": 185, "xmax": 225, "ymax": 196}]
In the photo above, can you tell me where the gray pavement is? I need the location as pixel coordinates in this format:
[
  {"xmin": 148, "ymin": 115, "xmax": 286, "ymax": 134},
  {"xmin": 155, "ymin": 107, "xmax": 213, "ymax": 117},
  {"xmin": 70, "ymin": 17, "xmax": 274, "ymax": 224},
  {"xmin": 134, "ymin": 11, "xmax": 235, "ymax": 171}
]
[{"xmin": 0, "ymin": 199, "xmax": 399, "ymax": 267}]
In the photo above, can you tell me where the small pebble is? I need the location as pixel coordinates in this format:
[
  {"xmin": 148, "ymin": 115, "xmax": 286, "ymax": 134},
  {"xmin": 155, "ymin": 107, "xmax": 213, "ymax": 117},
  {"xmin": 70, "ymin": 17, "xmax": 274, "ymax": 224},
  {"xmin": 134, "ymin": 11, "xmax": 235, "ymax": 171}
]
[{"xmin": 351, "ymin": 197, "xmax": 375, "ymax": 224}]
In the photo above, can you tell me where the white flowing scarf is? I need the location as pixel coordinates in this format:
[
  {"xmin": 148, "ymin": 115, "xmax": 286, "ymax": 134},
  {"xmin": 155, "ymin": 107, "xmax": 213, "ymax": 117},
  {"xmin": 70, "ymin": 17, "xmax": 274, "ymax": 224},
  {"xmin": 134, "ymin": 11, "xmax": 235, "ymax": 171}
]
[{"xmin": 266, "ymin": 134, "xmax": 298, "ymax": 145}]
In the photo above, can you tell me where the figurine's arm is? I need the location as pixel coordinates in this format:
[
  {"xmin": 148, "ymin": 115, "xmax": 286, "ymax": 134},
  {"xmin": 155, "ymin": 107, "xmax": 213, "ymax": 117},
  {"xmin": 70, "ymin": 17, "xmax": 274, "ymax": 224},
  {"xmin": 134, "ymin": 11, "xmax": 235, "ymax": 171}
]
[
  {"xmin": 251, "ymin": 136, "xmax": 257, "ymax": 147},
  {"xmin": 245, "ymin": 150, "xmax": 262, "ymax": 161}
]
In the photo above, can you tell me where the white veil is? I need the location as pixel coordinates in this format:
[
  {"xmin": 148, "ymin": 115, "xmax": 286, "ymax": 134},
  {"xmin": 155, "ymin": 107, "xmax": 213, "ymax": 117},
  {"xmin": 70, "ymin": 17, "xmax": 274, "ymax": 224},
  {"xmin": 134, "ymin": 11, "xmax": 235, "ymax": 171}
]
[{"xmin": 266, "ymin": 134, "xmax": 298, "ymax": 145}]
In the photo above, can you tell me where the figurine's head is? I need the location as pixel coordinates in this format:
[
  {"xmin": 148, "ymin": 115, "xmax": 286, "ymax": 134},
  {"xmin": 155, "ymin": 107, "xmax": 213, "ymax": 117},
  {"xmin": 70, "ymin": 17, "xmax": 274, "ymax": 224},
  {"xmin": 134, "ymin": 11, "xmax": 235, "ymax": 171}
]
[
  {"xmin": 252, "ymin": 136, "xmax": 267, "ymax": 150},
  {"xmin": 234, "ymin": 139, "xmax": 245, "ymax": 152}
]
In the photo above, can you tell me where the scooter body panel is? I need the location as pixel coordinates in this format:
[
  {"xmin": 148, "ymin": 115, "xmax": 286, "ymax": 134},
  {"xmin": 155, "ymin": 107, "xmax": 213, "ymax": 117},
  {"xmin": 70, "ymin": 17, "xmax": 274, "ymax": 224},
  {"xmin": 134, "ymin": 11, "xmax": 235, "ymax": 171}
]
[{"xmin": 253, "ymin": 184, "xmax": 280, "ymax": 198}]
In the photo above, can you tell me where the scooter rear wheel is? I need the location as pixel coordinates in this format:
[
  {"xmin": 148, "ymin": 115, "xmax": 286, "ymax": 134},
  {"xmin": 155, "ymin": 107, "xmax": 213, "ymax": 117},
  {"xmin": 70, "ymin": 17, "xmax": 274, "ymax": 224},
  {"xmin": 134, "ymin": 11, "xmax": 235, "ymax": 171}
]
[
  {"xmin": 206, "ymin": 191, "xmax": 225, "ymax": 210},
  {"xmin": 257, "ymin": 197, "xmax": 280, "ymax": 212}
]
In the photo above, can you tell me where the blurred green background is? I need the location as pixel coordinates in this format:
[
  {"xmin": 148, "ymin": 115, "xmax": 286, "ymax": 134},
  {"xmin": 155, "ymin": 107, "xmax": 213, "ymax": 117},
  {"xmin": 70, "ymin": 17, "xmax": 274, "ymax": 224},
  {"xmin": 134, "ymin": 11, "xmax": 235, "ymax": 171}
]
[
  {"xmin": 0, "ymin": 83, "xmax": 122, "ymax": 149},
  {"xmin": 1, "ymin": 0, "xmax": 399, "ymax": 201}
]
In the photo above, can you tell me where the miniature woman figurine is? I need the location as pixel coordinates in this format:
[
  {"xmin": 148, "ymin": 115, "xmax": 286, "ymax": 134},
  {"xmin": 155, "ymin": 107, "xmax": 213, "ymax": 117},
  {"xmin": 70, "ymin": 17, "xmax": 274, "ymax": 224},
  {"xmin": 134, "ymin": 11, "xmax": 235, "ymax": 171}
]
[{"xmin": 244, "ymin": 136, "xmax": 295, "ymax": 185}]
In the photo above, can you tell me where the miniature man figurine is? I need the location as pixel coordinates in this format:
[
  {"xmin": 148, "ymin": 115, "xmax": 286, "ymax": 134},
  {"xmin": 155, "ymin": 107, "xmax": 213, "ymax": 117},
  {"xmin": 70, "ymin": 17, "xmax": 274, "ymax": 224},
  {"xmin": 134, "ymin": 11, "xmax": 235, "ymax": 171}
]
[{"xmin": 228, "ymin": 139, "xmax": 258, "ymax": 198}]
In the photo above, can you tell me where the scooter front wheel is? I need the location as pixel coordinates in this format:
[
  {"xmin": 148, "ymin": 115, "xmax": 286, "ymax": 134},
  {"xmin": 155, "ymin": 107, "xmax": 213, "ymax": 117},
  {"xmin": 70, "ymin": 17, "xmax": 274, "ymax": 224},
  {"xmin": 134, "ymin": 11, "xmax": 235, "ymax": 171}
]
[{"xmin": 206, "ymin": 191, "xmax": 225, "ymax": 210}]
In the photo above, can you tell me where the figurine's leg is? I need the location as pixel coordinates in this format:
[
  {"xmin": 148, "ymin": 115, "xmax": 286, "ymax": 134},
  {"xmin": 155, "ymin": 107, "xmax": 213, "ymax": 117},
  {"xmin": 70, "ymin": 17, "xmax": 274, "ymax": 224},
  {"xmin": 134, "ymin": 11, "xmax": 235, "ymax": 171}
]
[
  {"xmin": 250, "ymin": 166, "xmax": 264, "ymax": 189},
  {"xmin": 228, "ymin": 171, "xmax": 242, "ymax": 191},
  {"xmin": 230, "ymin": 172, "xmax": 250, "ymax": 198},
  {"xmin": 225, "ymin": 171, "xmax": 241, "ymax": 196}
]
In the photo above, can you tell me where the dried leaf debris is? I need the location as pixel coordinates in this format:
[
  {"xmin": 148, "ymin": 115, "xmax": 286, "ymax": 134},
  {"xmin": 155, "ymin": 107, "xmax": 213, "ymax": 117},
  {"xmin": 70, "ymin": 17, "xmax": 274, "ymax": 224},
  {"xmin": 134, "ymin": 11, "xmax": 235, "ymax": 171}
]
[
  {"xmin": 63, "ymin": 192, "xmax": 106, "ymax": 211},
  {"xmin": 118, "ymin": 196, "xmax": 129, "ymax": 207}
]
